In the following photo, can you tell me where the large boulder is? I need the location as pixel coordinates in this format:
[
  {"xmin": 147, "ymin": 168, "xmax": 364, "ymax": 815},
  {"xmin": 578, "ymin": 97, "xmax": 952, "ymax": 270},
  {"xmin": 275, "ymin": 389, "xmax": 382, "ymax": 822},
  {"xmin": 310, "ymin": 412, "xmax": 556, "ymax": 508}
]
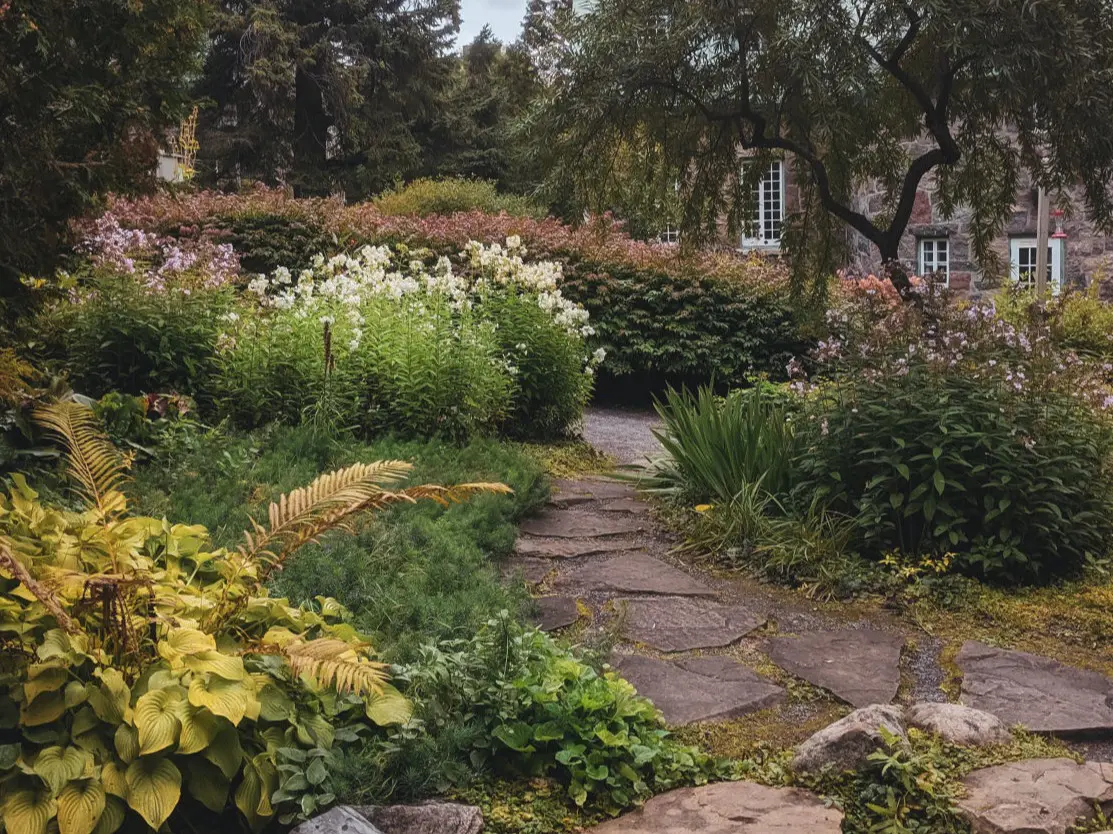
[
  {"xmin": 957, "ymin": 759, "xmax": 1113, "ymax": 834},
  {"xmin": 905, "ymin": 702, "xmax": 1012, "ymax": 747},
  {"xmin": 588, "ymin": 781, "xmax": 843, "ymax": 833},
  {"xmin": 956, "ymin": 641, "xmax": 1113, "ymax": 735},
  {"xmin": 792, "ymin": 704, "xmax": 907, "ymax": 773}
]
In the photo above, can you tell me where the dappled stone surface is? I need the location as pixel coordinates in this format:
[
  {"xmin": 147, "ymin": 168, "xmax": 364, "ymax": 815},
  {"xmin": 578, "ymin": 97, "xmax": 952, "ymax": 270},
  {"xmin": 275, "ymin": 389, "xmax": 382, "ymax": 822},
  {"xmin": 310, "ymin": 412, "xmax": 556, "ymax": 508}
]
[
  {"xmin": 500, "ymin": 557, "xmax": 553, "ymax": 586},
  {"xmin": 532, "ymin": 596, "xmax": 580, "ymax": 632},
  {"xmin": 358, "ymin": 803, "xmax": 483, "ymax": 834},
  {"xmin": 957, "ymin": 759, "xmax": 1113, "ymax": 834},
  {"xmin": 589, "ymin": 781, "xmax": 843, "ymax": 833},
  {"xmin": 595, "ymin": 498, "xmax": 650, "ymax": 514},
  {"xmin": 611, "ymin": 654, "xmax": 785, "ymax": 725},
  {"xmin": 520, "ymin": 509, "xmax": 645, "ymax": 538},
  {"xmin": 906, "ymin": 702, "xmax": 1012, "ymax": 747},
  {"xmin": 293, "ymin": 808, "xmax": 383, "ymax": 834},
  {"xmin": 956, "ymin": 641, "xmax": 1113, "ymax": 734},
  {"xmin": 616, "ymin": 596, "xmax": 764, "ymax": 652},
  {"xmin": 514, "ymin": 537, "xmax": 641, "ymax": 559},
  {"xmin": 554, "ymin": 553, "xmax": 715, "ymax": 597},
  {"xmin": 768, "ymin": 629, "xmax": 904, "ymax": 707},
  {"xmin": 793, "ymin": 704, "xmax": 907, "ymax": 773}
]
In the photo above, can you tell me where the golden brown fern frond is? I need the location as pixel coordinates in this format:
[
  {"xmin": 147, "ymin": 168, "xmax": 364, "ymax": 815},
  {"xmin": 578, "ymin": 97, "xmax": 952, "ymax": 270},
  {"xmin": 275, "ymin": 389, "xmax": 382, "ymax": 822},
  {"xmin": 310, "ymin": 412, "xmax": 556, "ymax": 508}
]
[
  {"xmin": 239, "ymin": 460, "xmax": 414, "ymax": 572},
  {"xmin": 281, "ymin": 638, "xmax": 389, "ymax": 697},
  {"xmin": 33, "ymin": 402, "xmax": 131, "ymax": 514},
  {"xmin": 0, "ymin": 540, "xmax": 79, "ymax": 634},
  {"xmin": 397, "ymin": 482, "xmax": 514, "ymax": 507}
]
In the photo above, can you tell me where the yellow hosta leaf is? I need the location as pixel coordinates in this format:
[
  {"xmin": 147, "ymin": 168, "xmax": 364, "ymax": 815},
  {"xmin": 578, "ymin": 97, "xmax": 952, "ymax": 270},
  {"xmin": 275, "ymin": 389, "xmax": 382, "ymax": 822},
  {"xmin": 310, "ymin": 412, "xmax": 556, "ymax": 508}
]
[
  {"xmin": 365, "ymin": 684, "xmax": 412, "ymax": 726},
  {"xmin": 234, "ymin": 756, "xmax": 275, "ymax": 833},
  {"xmin": 99, "ymin": 762, "xmax": 127, "ymax": 799},
  {"xmin": 172, "ymin": 702, "xmax": 219, "ymax": 756},
  {"xmin": 124, "ymin": 758, "xmax": 181, "ymax": 830},
  {"xmin": 64, "ymin": 682, "xmax": 87, "ymax": 709},
  {"xmin": 2, "ymin": 786, "xmax": 57, "ymax": 834},
  {"xmin": 202, "ymin": 722, "xmax": 243, "ymax": 780},
  {"xmin": 259, "ymin": 626, "xmax": 297, "ymax": 648},
  {"xmin": 24, "ymin": 665, "xmax": 68, "ymax": 703},
  {"xmin": 112, "ymin": 726, "xmax": 138, "ymax": 765},
  {"xmin": 87, "ymin": 670, "xmax": 130, "ymax": 725},
  {"xmin": 20, "ymin": 691, "xmax": 66, "ymax": 727},
  {"xmin": 184, "ymin": 758, "xmax": 231, "ymax": 813},
  {"xmin": 33, "ymin": 747, "xmax": 91, "ymax": 796},
  {"xmin": 188, "ymin": 674, "xmax": 255, "ymax": 726},
  {"xmin": 182, "ymin": 650, "xmax": 244, "ymax": 681},
  {"xmin": 158, "ymin": 629, "xmax": 214, "ymax": 665},
  {"xmin": 133, "ymin": 689, "xmax": 183, "ymax": 755},
  {"xmin": 56, "ymin": 779, "xmax": 105, "ymax": 834},
  {"xmin": 90, "ymin": 796, "xmax": 125, "ymax": 834}
]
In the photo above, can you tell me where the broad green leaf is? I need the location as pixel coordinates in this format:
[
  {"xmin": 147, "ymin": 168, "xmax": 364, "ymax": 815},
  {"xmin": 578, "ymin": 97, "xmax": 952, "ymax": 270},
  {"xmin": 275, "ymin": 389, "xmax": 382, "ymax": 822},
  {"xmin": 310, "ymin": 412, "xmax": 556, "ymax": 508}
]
[
  {"xmin": 87, "ymin": 671, "xmax": 130, "ymax": 726},
  {"xmin": 173, "ymin": 701, "xmax": 220, "ymax": 755},
  {"xmin": 202, "ymin": 722, "xmax": 243, "ymax": 780},
  {"xmin": 24, "ymin": 665, "xmax": 68, "ymax": 704},
  {"xmin": 364, "ymin": 685, "xmax": 411, "ymax": 726},
  {"xmin": 90, "ymin": 796, "xmax": 124, "ymax": 834},
  {"xmin": 158, "ymin": 629, "xmax": 215, "ymax": 664},
  {"xmin": 133, "ymin": 689, "xmax": 182, "ymax": 755},
  {"xmin": 184, "ymin": 758, "xmax": 231, "ymax": 813},
  {"xmin": 56, "ymin": 779, "xmax": 105, "ymax": 834},
  {"xmin": 21, "ymin": 691, "xmax": 66, "ymax": 727},
  {"xmin": 305, "ymin": 758, "xmax": 328, "ymax": 787},
  {"xmin": 99, "ymin": 762, "xmax": 127, "ymax": 799},
  {"xmin": 2, "ymin": 786, "xmax": 57, "ymax": 834},
  {"xmin": 182, "ymin": 650, "xmax": 245, "ymax": 682},
  {"xmin": 124, "ymin": 757, "xmax": 181, "ymax": 830},
  {"xmin": 112, "ymin": 726, "xmax": 138, "ymax": 764},
  {"xmin": 234, "ymin": 757, "xmax": 275, "ymax": 832},
  {"xmin": 33, "ymin": 747, "xmax": 91, "ymax": 796},
  {"xmin": 188, "ymin": 674, "xmax": 255, "ymax": 726}
]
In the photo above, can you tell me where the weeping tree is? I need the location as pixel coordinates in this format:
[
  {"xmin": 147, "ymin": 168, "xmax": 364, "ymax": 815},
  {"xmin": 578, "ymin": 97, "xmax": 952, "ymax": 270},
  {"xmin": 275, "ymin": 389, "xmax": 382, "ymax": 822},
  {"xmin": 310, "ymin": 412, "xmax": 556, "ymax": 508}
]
[
  {"xmin": 528, "ymin": 0, "xmax": 1113, "ymax": 283},
  {"xmin": 196, "ymin": 0, "xmax": 460, "ymax": 197}
]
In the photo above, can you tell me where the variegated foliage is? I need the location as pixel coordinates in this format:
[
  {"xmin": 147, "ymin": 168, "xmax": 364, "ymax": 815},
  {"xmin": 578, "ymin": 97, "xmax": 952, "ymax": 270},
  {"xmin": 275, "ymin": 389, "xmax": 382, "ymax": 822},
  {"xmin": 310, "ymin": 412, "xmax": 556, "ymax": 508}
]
[{"xmin": 0, "ymin": 403, "xmax": 509, "ymax": 834}]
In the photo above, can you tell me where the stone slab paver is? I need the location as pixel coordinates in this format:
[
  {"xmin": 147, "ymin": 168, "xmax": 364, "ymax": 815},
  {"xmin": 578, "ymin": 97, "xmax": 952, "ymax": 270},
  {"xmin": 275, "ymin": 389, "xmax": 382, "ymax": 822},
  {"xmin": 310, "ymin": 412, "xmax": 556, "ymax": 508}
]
[
  {"xmin": 616, "ymin": 596, "xmax": 765, "ymax": 652},
  {"xmin": 595, "ymin": 498, "xmax": 650, "ymax": 515},
  {"xmin": 957, "ymin": 758, "xmax": 1113, "ymax": 834},
  {"xmin": 588, "ymin": 781, "xmax": 843, "ymax": 833},
  {"xmin": 532, "ymin": 597, "xmax": 580, "ymax": 632},
  {"xmin": 611, "ymin": 654, "xmax": 785, "ymax": 725},
  {"xmin": 554, "ymin": 553, "xmax": 715, "ymax": 597},
  {"xmin": 520, "ymin": 509, "xmax": 645, "ymax": 539},
  {"xmin": 514, "ymin": 537, "xmax": 642, "ymax": 559},
  {"xmin": 768, "ymin": 629, "xmax": 904, "ymax": 707},
  {"xmin": 956, "ymin": 641, "xmax": 1113, "ymax": 735},
  {"xmin": 550, "ymin": 478, "xmax": 636, "ymax": 507},
  {"xmin": 500, "ymin": 557, "xmax": 554, "ymax": 586}
]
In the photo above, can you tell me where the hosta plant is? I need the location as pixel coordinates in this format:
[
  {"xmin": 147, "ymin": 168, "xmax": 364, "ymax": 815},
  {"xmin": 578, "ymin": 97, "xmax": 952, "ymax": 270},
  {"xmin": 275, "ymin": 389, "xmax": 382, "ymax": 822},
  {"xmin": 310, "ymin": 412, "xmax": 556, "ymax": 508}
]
[{"xmin": 0, "ymin": 402, "xmax": 507, "ymax": 833}]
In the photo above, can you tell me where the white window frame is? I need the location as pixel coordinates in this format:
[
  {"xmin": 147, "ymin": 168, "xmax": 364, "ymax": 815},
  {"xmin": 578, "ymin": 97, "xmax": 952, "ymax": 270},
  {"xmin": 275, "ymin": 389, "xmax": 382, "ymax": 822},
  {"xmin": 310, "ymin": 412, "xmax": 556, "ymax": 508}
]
[
  {"xmin": 741, "ymin": 160, "xmax": 785, "ymax": 250},
  {"xmin": 1009, "ymin": 237, "xmax": 1064, "ymax": 295},
  {"xmin": 918, "ymin": 237, "xmax": 950, "ymax": 283},
  {"xmin": 658, "ymin": 224, "xmax": 680, "ymax": 245}
]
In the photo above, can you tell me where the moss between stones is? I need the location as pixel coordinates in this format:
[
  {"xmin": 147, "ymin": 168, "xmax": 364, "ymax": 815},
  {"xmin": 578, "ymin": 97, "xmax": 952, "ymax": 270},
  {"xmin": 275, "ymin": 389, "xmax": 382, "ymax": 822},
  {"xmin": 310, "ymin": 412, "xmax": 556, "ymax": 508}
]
[{"xmin": 517, "ymin": 441, "xmax": 616, "ymax": 479}]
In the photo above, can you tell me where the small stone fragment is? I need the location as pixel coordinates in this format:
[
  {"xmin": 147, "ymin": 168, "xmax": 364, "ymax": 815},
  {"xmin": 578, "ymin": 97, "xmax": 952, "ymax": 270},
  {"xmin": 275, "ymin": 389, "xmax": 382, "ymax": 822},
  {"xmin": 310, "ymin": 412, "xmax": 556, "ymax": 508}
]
[
  {"xmin": 792, "ymin": 704, "xmax": 907, "ymax": 773},
  {"xmin": 587, "ymin": 781, "xmax": 843, "ymax": 833},
  {"xmin": 611, "ymin": 654, "xmax": 785, "ymax": 725},
  {"xmin": 905, "ymin": 702, "xmax": 1012, "ymax": 747},
  {"xmin": 957, "ymin": 758, "xmax": 1113, "ymax": 834}
]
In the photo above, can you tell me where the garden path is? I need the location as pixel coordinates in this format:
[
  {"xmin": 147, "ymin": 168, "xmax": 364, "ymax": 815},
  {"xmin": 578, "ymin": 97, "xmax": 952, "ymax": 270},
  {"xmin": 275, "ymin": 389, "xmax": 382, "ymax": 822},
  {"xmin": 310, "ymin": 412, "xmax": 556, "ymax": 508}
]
[{"xmin": 504, "ymin": 406, "xmax": 1113, "ymax": 833}]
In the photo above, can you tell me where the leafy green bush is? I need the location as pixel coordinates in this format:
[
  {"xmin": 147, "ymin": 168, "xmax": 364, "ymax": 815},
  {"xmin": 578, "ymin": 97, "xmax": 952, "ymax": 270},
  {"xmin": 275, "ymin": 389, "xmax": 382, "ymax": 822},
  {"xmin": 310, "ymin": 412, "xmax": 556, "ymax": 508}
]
[
  {"xmin": 798, "ymin": 278, "xmax": 1113, "ymax": 583},
  {"xmin": 560, "ymin": 260, "xmax": 807, "ymax": 389},
  {"xmin": 643, "ymin": 384, "xmax": 800, "ymax": 503},
  {"xmin": 373, "ymin": 178, "xmax": 544, "ymax": 218},
  {"xmin": 335, "ymin": 613, "xmax": 723, "ymax": 813},
  {"xmin": 55, "ymin": 276, "xmax": 231, "ymax": 399},
  {"xmin": 215, "ymin": 213, "xmax": 336, "ymax": 277},
  {"xmin": 481, "ymin": 292, "xmax": 595, "ymax": 439}
]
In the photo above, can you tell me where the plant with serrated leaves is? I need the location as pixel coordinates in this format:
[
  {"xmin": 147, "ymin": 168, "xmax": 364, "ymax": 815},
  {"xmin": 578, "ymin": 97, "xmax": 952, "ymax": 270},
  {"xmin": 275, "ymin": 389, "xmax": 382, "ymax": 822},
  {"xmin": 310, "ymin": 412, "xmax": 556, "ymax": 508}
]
[{"xmin": 0, "ymin": 402, "xmax": 509, "ymax": 834}]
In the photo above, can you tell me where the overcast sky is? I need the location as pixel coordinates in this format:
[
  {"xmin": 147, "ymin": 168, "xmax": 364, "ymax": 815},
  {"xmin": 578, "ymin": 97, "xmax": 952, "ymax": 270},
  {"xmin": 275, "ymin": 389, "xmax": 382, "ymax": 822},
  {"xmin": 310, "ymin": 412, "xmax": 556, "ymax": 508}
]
[{"xmin": 457, "ymin": 0, "xmax": 528, "ymax": 47}]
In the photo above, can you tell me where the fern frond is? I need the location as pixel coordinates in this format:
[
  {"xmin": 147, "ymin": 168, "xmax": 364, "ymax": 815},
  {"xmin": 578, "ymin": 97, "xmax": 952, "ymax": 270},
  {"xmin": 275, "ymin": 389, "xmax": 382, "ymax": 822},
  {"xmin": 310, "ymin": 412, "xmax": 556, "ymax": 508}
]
[
  {"xmin": 397, "ymin": 482, "xmax": 514, "ymax": 507},
  {"xmin": 239, "ymin": 460, "xmax": 414, "ymax": 572},
  {"xmin": 0, "ymin": 541, "xmax": 80, "ymax": 634},
  {"xmin": 33, "ymin": 402, "xmax": 130, "ymax": 514},
  {"xmin": 281, "ymin": 638, "xmax": 389, "ymax": 697}
]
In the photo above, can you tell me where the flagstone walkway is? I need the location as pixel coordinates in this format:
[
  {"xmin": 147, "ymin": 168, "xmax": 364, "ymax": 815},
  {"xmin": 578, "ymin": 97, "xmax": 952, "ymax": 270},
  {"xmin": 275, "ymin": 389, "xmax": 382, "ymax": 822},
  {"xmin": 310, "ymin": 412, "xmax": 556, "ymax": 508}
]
[{"xmin": 503, "ymin": 407, "xmax": 1113, "ymax": 833}]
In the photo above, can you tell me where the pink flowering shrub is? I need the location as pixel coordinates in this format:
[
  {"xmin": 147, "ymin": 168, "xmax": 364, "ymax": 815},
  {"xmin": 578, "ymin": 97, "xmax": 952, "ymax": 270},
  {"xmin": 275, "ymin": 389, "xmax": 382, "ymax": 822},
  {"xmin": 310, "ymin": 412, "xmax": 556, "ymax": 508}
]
[{"xmin": 792, "ymin": 275, "xmax": 1113, "ymax": 582}]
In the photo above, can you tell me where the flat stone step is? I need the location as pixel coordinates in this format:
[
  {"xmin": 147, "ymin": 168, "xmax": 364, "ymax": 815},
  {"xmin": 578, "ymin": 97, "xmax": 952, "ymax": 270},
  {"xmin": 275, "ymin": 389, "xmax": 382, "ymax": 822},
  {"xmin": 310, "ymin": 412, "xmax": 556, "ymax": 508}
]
[
  {"xmin": 587, "ymin": 781, "xmax": 843, "ymax": 833},
  {"xmin": 514, "ymin": 537, "xmax": 643, "ymax": 559},
  {"xmin": 956, "ymin": 641, "xmax": 1113, "ymax": 735},
  {"xmin": 957, "ymin": 758, "xmax": 1113, "ymax": 834},
  {"xmin": 616, "ymin": 596, "xmax": 765, "ymax": 652},
  {"xmin": 519, "ymin": 509, "xmax": 645, "ymax": 539},
  {"xmin": 553, "ymin": 553, "xmax": 716, "ymax": 597},
  {"xmin": 532, "ymin": 596, "xmax": 580, "ymax": 632},
  {"xmin": 767, "ymin": 629, "xmax": 904, "ymax": 707},
  {"xmin": 549, "ymin": 478, "xmax": 636, "ymax": 507},
  {"xmin": 595, "ymin": 498, "xmax": 650, "ymax": 515},
  {"xmin": 611, "ymin": 654, "xmax": 785, "ymax": 725},
  {"xmin": 500, "ymin": 557, "xmax": 554, "ymax": 586}
]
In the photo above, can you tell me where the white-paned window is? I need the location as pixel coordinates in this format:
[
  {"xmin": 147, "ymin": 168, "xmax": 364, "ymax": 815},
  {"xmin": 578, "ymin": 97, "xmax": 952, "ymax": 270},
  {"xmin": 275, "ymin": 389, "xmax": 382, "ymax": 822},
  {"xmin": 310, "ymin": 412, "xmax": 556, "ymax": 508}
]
[
  {"xmin": 741, "ymin": 160, "xmax": 784, "ymax": 249},
  {"xmin": 1010, "ymin": 237, "xmax": 1063, "ymax": 295},
  {"xmin": 918, "ymin": 238, "xmax": 950, "ymax": 282},
  {"xmin": 658, "ymin": 224, "xmax": 680, "ymax": 245}
]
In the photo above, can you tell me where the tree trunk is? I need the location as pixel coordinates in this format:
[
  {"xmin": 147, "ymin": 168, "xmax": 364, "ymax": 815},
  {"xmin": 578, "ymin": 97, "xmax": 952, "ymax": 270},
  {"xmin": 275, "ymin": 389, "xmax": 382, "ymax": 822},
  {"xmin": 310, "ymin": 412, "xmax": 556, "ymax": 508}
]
[{"xmin": 878, "ymin": 236, "xmax": 910, "ymax": 291}]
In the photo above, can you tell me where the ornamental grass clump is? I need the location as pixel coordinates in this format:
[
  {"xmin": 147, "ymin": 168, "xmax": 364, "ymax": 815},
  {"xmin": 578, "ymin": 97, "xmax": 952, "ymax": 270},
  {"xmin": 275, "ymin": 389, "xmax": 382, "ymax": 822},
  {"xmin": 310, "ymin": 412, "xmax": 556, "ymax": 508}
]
[
  {"xmin": 0, "ymin": 402, "xmax": 507, "ymax": 833},
  {"xmin": 795, "ymin": 276, "xmax": 1113, "ymax": 583}
]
